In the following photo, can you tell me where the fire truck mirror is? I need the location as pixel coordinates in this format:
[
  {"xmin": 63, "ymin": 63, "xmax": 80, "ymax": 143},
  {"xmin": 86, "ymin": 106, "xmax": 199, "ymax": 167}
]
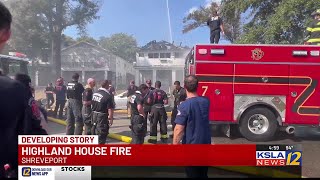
[
  {"xmin": 262, "ymin": 77, "xmax": 268, "ymax": 83},
  {"xmin": 291, "ymin": 91, "xmax": 297, "ymax": 98}
]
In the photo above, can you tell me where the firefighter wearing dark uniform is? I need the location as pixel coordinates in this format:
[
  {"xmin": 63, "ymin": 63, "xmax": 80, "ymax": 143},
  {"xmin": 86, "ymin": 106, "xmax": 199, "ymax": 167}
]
[
  {"xmin": 170, "ymin": 81, "xmax": 187, "ymax": 138},
  {"xmin": 45, "ymin": 83, "xmax": 55, "ymax": 109},
  {"xmin": 91, "ymin": 80, "xmax": 114, "ymax": 144},
  {"xmin": 127, "ymin": 80, "xmax": 138, "ymax": 118},
  {"xmin": 66, "ymin": 73, "xmax": 85, "ymax": 135},
  {"xmin": 147, "ymin": 81, "xmax": 169, "ymax": 144},
  {"xmin": 143, "ymin": 79, "xmax": 155, "ymax": 132},
  {"xmin": 130, "ymin": 84, "xmax": 149, "ymax": 144},
  {"xmin": 207, "ymin": 10, "xmax": 225, "ymax": 44},
  {"xmin": 82, "ymin": 78, "xmax": 95, "ymax": 135},
  {"xmin": 306, "ymin": 9, "xmax": 320, "ymax": 45}
]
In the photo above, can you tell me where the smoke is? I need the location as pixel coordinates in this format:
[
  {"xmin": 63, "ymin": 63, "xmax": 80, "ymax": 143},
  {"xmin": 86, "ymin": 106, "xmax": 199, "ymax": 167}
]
[
  {"xmin": 188, "ymin": 7, "xmax": 198, "ymax": 14},
  {"xmin": 205, "ymin": 0, "xmax": 222, "ymax": 6}
]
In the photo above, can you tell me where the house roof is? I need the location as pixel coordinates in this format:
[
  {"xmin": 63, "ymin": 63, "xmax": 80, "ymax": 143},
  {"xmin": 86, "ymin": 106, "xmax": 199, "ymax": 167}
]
[
  {"xmin": 61, "ymin": 41, "xmax": 112, "ymax": 54},
  {"xmin": 139, "ymin": 40, "xmax": 190, "ymax": 52}
]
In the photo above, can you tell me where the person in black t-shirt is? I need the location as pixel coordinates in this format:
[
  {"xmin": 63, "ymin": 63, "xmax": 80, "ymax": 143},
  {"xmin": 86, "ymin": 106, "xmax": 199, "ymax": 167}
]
[
  {"xmin": 54, "ymin": 77, "xmax": 67, "ymax": 119},
  {"xmin": 147, "ymin": 81, "xmax": 169, "ymax": 144},
  {"xmin": 143, "ymin": 79, "xmax": 155, "ymax": 132},
  {"xmin": 0, "ymin": 3, "xmax": 46, "ymax": 177},
  {"xmin": 82, "ymin": 78, "xmax": 96, "ymax": 135},
  {"xmin": 207, "ymin": 9, "xmax": 225, "ymax": 44},
  {"xmin": 129, "ymin": 84, "xmax": 150, "ymax": 144},
  {"xmin": 108, "ymin": 80, "xmax": 116, "ymax": 95},
  {"xmin": 127, "ymin": 80, "xmax": 138, "ymax": 118},
  {"xmin": 91, "ymin": 80, "xmax": 115, "ymax": 144},
  {"xmin": 170, "ymin": 81, "xmax": 186, "ymax": 138},
  {"xmin": 44, "ymin": 83, "xmax": 55, "ymax": 109},
  {"xmin": 66, "ymin": 73, "xmax": 85, "ymax": 135}
]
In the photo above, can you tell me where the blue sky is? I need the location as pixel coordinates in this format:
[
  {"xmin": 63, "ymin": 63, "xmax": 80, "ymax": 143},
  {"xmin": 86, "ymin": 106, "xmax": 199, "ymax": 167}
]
[{"xmin": 64, "ymin": 0, "xmax": 228, "ymax": 47}]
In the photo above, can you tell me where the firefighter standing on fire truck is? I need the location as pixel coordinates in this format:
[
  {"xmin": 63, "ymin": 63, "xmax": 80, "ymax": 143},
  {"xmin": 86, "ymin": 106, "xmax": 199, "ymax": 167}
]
[
  {"xmin": 129, "ymin": 84, "xmax": 149, "ymax": 144},
  {"xmin": 147, "ymin": 81, "xmax": 169, "ymax": 144},
  {"xmin": 91, "ymin": 80, "xmax": 114, "ymax": 144},
  {"xmin": 305, "ymin": 9, "xmax": 320, "ymax": 45}
]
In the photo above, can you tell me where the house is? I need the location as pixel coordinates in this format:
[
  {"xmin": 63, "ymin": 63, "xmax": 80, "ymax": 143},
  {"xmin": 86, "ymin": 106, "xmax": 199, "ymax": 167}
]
[
  {"xmin": 61, "ymin": 41, "xmax": 134, "ymax": 89},
  {"xmin": 134, "ymin": 40, "xmax": 190, "ymax": 92}
]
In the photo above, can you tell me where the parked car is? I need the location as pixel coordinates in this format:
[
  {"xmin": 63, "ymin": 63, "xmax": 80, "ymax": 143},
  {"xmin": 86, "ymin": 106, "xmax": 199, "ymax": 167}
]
[
  {"xmin": 114, "ymin": 91, "xmax": 128, "ymax": 110},
  {"xmin": 114, "ymin": 90, "xmax": 173, "ymax": 112}
]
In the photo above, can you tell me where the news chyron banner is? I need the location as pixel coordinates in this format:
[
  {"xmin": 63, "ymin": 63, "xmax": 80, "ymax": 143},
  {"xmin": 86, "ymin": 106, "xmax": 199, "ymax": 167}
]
[{"xmin": 18, "ymin": 135, "xmax": 302, "ymax": 179}]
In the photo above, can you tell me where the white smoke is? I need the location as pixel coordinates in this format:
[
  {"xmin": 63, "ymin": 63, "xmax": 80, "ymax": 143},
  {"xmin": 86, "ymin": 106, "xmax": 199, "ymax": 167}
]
[
  {"xmin": 188, "ymin": 7, "xmax": 199, "ymax": 14},
  {"xmin": 205, "ymin": 0, "xmax": 222, "ymax": 8},
  {"xmin": 166, "ymin": 0, "xmax": 173, "ymax": 43}
]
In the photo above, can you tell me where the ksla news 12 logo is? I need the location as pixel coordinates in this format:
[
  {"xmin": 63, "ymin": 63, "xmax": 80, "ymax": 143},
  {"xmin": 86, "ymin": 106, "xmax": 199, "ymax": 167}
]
[
  {"xmin": 256, "ymin": 150, "xmax": 302, "ymax": 166},
  {"xmin": 22, "ymin": 167, "xmax": 31, "ymax": 177}
]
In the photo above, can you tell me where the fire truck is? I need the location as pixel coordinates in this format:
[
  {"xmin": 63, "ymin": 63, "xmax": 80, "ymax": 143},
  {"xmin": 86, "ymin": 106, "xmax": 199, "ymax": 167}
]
[
  {"xmin": 0, "ymin": 54, "xmax": 29, "ymax": 77},
  {"xmin": 185, "ymin": 44, "xmax": 320, "ymax": 142}
]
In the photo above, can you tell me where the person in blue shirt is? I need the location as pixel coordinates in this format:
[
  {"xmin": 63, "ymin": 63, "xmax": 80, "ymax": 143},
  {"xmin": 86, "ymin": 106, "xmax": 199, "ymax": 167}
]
[{"xmin": 173, "ymin": 75, "xmax": 211, "ymax": 178}]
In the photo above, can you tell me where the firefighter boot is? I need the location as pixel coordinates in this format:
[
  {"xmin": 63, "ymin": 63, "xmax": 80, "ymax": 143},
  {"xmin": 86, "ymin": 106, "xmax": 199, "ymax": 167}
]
[
  {"xmin": 161, "ymin": 138, "xmax": 168, "ymax": 144},
  {"xmin": 148, "ymin": 136, "xmax": 157, "ymax": 144},
  {"xmin": 161, "ymin": 134, "xmax": 168, "ymax": 144}
]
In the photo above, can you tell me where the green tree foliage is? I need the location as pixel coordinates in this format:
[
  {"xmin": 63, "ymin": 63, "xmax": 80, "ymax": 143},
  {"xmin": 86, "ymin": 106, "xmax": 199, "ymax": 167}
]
[
  {"xmin": 61, "ymin": 34, "xmax": 76, "ymax": 48},
  {"xmin": 5, "ymin": 0, "xmax": 49, "ymax": 58},
  {"xmin": 76, "ymin": 36, "xmax": 99, "ymax": 45},
  {"xmin": 4, "ymin": 0, "xmax": 101, "ymax": 77},
  {"xmin": 237, "ymin": 0, "xmax": 320, "ymax": 44},
  {"xmin": 183, "ymin": 0, "xmax": 320, "ymax": 44},
  {"xmin": 99, "ymin": 33, "xmax": 138, "ymax": 62}
]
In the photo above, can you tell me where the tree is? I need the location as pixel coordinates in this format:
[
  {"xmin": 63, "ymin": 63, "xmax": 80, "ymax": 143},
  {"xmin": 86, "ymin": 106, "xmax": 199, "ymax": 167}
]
[
  {"xmin": 5, "ymin": 0, "xmax": 49, "ymax": 58},
  {"xmin": 76, "ymin": 36, "xmax": 99, "ymax": 45},
  {"xmin": 99, "ymin": 33, "xmax": 138, "ymax": 62},
  {"xmin": 62, "ymin": 34, "xmax": 76, "ymax": 48},
  {"xmin": 182, "ymin": 1, "xmax": 242, "ymax": 43},
  {"xmin": 5, "ymin": 0, "xmax": 101, "ymax": 77},
  {"xmin": 183, "ymin": 0, "xmax": 320, "ymax": 44},
  {"xmin": 236, "ymin": 0, "xmax": 320, "ymax": 44}
]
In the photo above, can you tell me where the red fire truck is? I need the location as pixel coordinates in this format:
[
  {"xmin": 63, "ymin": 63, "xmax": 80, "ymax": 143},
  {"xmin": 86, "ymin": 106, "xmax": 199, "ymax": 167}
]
[{"xmin": 185, "ymin": 44, "xmax": 320, "ymax": 142}]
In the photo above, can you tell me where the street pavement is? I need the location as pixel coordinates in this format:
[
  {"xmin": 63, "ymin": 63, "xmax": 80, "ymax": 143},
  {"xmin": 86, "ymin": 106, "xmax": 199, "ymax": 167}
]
[{"xmin": 48, "ymin": 112, "xmax": 320, "ymax": 178}]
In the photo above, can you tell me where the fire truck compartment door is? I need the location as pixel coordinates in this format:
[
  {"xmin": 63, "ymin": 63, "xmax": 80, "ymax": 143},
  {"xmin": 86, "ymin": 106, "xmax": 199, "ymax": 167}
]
[
  {"xmin": 197, "ymin": 63, "xmax": 234, "ymax": 122},
  {"xmin": 234, "ymin": 64, "xmax": 289, "ymax": 123},
  {"xmin": 287, "ymin": 65, "xmax": 320, "ymax": 125}
]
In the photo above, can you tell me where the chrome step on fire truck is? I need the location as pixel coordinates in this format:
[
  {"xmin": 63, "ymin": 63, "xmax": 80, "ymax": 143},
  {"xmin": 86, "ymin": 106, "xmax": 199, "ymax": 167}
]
[{"xmin": 185, "ymin": 44, "xmax": 320, "ymax": 142}]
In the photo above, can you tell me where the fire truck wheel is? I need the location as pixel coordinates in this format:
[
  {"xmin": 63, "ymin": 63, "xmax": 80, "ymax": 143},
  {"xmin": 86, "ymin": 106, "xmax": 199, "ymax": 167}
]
[{"xmin": 239, "ymin": 107, "xmax": 278, "ymax": 142}]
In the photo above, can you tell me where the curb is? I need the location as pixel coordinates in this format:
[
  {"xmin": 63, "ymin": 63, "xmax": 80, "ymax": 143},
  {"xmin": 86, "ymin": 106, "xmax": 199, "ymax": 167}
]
[
  {"xmin": 48, "ymin": 117, "xmax": 150, "ymax": 144},
  {"xmin": 48, "ymin": 117, "xmax": 305, "ymax": 178}
]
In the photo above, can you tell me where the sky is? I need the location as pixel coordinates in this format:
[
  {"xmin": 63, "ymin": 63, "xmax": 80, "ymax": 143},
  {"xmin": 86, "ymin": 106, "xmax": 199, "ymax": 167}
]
[{"xmin": 64, "ymin": 0, "xmax": 229, "ymax": 47}]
